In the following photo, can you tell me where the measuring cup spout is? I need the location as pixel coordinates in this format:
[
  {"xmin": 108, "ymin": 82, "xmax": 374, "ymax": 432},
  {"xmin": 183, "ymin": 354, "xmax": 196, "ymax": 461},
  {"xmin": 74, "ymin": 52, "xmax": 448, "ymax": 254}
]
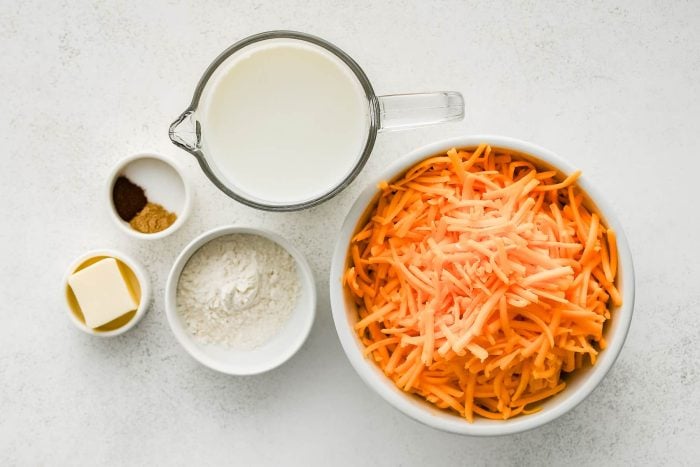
[{"xmin": 169, "ymin": 110, "xmax": 200, "ymax": 153}]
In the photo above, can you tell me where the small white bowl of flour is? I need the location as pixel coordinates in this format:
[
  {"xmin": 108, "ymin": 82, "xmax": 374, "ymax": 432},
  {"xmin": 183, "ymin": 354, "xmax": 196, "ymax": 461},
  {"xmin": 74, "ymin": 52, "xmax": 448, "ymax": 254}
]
[{"xmin": 165, "ymin": 226, "xmax": 316, "ymax": 375}]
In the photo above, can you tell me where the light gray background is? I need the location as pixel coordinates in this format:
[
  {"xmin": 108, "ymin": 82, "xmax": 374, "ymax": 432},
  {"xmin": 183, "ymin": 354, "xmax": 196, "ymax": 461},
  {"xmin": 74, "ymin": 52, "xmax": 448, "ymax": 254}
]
[{"xmin": 1, "ymin": 1, "xmax": 698, "ymax": 465}]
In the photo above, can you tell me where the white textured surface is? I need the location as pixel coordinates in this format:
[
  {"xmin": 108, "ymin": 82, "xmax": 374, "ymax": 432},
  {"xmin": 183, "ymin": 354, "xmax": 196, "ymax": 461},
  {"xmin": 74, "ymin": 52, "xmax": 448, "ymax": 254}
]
[{"xmin": 1, "ymin": 1, "xmax": 698, "ymax": 465}]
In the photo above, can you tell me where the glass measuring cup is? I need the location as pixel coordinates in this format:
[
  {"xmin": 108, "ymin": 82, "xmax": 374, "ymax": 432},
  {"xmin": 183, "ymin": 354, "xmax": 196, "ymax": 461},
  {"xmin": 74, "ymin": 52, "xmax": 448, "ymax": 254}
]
[{"xmin": 169, "ymin": 30, "xmax": 464, "ymax": 211}]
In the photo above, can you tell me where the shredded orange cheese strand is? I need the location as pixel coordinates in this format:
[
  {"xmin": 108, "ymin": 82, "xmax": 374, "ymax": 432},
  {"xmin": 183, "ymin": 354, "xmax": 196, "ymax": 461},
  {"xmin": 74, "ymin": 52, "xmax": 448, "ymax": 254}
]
[{"xmin": 344, "ymin": 145, "xmax": 621, "ymax": 422}]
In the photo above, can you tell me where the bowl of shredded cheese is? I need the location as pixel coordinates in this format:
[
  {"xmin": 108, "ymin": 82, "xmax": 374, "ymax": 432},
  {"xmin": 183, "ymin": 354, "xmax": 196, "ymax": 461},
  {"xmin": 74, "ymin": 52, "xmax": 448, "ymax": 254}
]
[
  {"xmin": 329, "ymin": 135, "xmax": 634, "ymax": 435},
  {"xmin": 165, "ymin": 225, "xmax": 316, "ymax": 375}
]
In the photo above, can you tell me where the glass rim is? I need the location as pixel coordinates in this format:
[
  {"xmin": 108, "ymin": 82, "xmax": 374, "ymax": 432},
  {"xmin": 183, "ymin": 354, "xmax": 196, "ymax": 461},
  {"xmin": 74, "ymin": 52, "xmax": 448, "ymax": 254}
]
[{"xmin": 182, "ymin": 30, "xmax": 381, "ymax": 212}]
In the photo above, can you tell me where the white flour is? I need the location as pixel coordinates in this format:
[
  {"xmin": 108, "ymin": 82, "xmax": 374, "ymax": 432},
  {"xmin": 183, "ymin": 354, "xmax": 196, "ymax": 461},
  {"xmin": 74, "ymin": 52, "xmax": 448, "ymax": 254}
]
[{"xmin": 177, "ymin": 233, "xmax": 300, "ymax": 349}]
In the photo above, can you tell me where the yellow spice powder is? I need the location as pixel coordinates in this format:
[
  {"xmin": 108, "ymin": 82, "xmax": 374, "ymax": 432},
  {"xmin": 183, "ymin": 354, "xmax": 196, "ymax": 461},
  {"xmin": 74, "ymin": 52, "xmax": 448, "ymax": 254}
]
[{"xmin": 130, "ymin": 203, "xmax": 177, "ymax": 233}]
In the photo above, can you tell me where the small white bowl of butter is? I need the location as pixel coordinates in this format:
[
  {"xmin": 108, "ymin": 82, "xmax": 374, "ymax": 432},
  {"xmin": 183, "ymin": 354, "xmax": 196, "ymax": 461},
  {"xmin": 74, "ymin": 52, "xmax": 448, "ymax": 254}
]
[{"xmin": 63, "ymin": 249, "xmax": 151, "ymax": 337}]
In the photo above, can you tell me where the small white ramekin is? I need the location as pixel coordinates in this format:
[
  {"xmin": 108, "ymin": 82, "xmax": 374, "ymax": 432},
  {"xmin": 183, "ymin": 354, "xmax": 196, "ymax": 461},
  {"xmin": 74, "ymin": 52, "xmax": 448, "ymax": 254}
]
[
  {"xmin": 106, "ymin": 152, "xmax": 192, "ymax": 240},
  {"xmin": 165, "ymin": 226, "xmax": 317, "ymax": 375},
  {"xmin": 63, "ymin": 249, "xmax": 152, "ymax": 337}
]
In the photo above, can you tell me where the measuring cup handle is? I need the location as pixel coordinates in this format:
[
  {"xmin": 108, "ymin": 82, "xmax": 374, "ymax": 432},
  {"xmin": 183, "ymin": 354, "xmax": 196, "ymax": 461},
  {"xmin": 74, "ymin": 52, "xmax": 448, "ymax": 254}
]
[{"xmin": 377, "ymin": 92, "xmax": 464, "ymax": 131}]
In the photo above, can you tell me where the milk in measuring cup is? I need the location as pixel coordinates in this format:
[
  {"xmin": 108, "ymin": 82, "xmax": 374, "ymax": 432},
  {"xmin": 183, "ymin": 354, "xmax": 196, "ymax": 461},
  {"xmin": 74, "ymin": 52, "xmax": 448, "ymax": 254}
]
[{"xmin": 200, "ymin": 40, "xmax": 370, "ymax": 205}]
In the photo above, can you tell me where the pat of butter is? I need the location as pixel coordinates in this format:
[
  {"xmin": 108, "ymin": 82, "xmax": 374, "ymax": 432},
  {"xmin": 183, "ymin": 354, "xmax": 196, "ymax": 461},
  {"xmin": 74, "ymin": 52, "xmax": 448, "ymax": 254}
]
[{"xmin": 68, "ymin": 258, "xmax": 138, "ymax": 329}]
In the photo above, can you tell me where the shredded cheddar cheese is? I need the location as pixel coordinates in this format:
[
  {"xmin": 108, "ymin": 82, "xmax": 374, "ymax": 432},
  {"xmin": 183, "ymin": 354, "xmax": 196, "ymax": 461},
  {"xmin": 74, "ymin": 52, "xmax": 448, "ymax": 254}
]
[{"xmin": 343, "ymin": 145, "xmax": 621, "ymax": 421}]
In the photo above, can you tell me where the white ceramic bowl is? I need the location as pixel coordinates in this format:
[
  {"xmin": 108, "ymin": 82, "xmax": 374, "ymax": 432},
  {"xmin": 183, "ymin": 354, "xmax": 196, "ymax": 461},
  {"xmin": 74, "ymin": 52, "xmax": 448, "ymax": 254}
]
[
  {"xmin": 329, "ymin": 135, "xmax": 635, "ymax": 436},
  {"xmin": 165, "ymin": 226, "xmax": 317, "ymax": 375},
  {"xmin": 63, "ymin": 249, "xmax": 152, "ymax": 337},
  {"xmin": 106, "ymin": 153, "xmax": 192, "ymax": 240}
]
